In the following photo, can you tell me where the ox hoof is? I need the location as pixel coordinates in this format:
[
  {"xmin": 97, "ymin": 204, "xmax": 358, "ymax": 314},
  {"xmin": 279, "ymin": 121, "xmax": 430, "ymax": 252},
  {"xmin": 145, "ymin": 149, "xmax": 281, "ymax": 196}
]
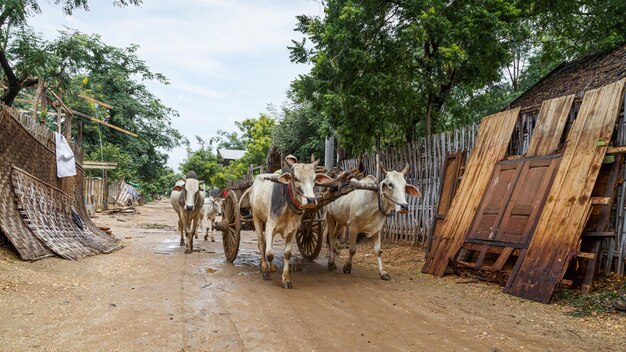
[
  {"xmin": 184, "ymin": 249, "xmax": 191, "ymax": 254},
  {"xmin": 194, "ymin": 235, "xmax": 198, "ymax": 239},
  {"xmin": 262, "ymin": 272, "xmax": 271, "ymax": 280},
  {"xmin": 343, "ymin": 264, "xmax": 352, "ymax": 274},
  {"xmin": 211, "ymin": 238, "xmax": 216, "ymax": 243},
  {"xmin": 282, "ymin": 281, "xmax": 293, "ymax": 289},
  {"xmin": 204, "ymin": 236, "xmax": 208, "ymax": 241},
  {"xmin": 328, "ymin": 262, "xmax": 337, "ymax": 271},
  {"xmin": 380, "ymin": 273, "xmax": 391, "ymax": 281}
]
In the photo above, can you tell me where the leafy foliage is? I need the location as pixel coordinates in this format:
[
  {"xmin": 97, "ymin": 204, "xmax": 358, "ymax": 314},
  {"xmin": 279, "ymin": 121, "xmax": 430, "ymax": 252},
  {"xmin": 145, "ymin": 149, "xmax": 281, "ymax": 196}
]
[
  {"xmin": 272, "ymin": 96, "xmax": 325, "ymax": 161},
  {"xmin": 179, "ymin": 137, "xmax": 225, "ymax": 188},
  {"xmin": 288, "ymin": 0, "xmax": 626, "ymax": 157},
  {"xmin": 553, "ymin": 275, "xmax": 626, "ymax": 316},
  {"xmin": 86, "ymin": 142, "xmax": 135, "ymax": 181},
  {"xmin": 290, "ymin": 0, "xmax": 524, "ymax": 154},
  {"xmin": 181, "ymin": 114, "xmax": 275, "ymax": 188},
  {"xmin": 3, "ymin": 26, "xmax": 182, "ymax": 198}
]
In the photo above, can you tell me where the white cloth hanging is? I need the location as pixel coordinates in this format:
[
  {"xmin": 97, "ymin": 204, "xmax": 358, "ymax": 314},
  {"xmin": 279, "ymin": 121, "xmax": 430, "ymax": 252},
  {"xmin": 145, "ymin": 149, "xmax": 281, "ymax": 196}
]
[{"xmin": 55, "ymin": 132, "xmax": 76, "ymax": 178}]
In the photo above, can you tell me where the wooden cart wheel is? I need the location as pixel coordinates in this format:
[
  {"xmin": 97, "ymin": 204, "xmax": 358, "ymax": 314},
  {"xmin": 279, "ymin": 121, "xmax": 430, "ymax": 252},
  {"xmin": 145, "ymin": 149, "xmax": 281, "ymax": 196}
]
[
  {"xmin": 297, "ymin": 208, "xmax": 325, "ymax": 260},
  {"xmin": 221, "ymin": 190, "xmax": 241, "ymax": 263}
]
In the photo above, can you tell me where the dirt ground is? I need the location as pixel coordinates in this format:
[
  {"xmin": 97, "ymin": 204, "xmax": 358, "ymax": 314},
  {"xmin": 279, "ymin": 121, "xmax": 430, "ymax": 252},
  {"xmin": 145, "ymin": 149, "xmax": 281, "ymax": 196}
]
[{"xmin": 1, "ymin": 200, "xmax": 625, "ymax": 352}]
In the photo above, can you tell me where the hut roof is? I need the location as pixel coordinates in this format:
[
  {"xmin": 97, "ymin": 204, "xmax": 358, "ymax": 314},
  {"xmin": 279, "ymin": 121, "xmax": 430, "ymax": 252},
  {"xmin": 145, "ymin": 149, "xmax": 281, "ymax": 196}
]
[{"xmin": 510, "ymin": 44, "xmax": 626, "ymax": 109}]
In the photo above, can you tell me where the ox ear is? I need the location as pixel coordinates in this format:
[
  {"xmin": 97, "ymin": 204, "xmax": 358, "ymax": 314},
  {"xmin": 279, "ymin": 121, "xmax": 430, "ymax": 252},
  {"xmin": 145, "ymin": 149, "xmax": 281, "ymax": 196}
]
[
  {"xmin": 285, "ymin": 155, "xmax": 297, "ymax": 167},
  {"xmin": 314, "ymin": 173, "xmax": 333, "ymax": 185},
  {"xmin": 277, "ymin": 172, "xmax": 293, "ymax": 185},
  {"xmin": 405, "ymin": 184, "xmax": 421, "ymax": 197},
  {"xmin": 178, "ymin": 188, "xmax": 186, "ymax": 207}
]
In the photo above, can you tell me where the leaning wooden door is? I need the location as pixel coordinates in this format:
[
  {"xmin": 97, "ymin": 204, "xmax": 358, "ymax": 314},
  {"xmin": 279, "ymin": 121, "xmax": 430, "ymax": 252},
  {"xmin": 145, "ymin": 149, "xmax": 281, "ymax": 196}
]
[
  {"xmin": 431, "ymin": 151, "xmax": 466, "ymax": 237},
  {"xmin": 467, "ymin": 160, "xmax": 523, "ymax": 241},
  {"xmin": 493, "ymin": 156, "xmax": 561, "ymax": 244},
  {"xmin": 466, "ymin": 155, "xmax": 561, "ymax": 247}
]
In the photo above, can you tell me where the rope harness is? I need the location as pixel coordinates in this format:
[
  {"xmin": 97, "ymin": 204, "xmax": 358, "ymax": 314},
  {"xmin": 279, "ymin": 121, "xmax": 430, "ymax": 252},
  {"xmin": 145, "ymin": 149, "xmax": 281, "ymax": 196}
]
[
  {"xmin": 286, "ymin": 178, "xmax": 317, "ymax": 215},
  {"xmin": 377, "ymin": 182, "xmax": 409, "ymax": 216}
]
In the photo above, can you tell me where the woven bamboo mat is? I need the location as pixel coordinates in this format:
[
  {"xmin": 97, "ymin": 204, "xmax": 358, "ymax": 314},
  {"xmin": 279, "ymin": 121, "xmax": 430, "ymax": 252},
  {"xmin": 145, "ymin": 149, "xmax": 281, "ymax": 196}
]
[
  {"xmin": 11, "ymin": 166, "xmax": 121, "ymax": 260},
  {"xmin": 0, "ymin": 109, "xmax": 54, "ymax": 260}
]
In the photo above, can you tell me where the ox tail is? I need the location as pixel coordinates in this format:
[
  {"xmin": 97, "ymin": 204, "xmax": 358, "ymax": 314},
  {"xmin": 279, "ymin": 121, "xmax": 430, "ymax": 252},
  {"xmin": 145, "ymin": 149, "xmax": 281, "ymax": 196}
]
[{"xmin": 238, "ymin": 187, "xmax": 252, "ymax": 210}]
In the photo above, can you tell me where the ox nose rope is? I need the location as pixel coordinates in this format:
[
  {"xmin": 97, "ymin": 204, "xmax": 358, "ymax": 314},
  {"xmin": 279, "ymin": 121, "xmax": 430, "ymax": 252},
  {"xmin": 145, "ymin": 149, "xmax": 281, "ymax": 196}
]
[
  {"xmin": 287, "ymin": 179, "xmax": 318, "ymax": 213},
  {"xmin": 378, "ymin": 183, "xmax": 408, "ymax": 216}
]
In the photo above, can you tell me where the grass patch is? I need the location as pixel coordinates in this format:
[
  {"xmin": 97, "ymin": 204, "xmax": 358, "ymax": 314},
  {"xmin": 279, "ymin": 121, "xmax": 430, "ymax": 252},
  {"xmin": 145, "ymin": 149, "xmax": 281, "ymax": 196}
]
[{"xmin": 553, "ymin": 275, "xmax": 626, "ymax": 316}]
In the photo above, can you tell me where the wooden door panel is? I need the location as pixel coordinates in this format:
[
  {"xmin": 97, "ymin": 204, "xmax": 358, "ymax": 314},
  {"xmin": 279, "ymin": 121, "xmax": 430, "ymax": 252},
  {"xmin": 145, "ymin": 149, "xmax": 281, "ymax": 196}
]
[
  {"xmin": 467, "ymin": 155, "xmax": 560, "ymax": 245},
  {"xmin": 436, "ymin": 152, "xmax": 465, "ymax": 216},
  {"xmin": 428, "ymin": 151, "xmax": 466, "ymax": 255},
  {"xmin": 495, "ymin": 156, "xmax": 560, "ymax": 244},
  {"xmin": 468, "ymin": 161, "xmax": 523, "ymax": 240}
]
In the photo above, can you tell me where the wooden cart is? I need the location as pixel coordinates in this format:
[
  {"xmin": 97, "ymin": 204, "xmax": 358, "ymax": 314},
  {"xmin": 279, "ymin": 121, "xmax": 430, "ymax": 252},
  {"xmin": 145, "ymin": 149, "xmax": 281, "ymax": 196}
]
[{"xmin": 215, "ymin": 167, "xmax": 375, "ymax": 263}]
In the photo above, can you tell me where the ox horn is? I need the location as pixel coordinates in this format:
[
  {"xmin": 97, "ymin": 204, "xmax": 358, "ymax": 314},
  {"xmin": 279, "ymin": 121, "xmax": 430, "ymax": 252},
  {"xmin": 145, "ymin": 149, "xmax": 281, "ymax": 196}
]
[
  {"xmin": 379, "ymin": 162, "xmax": 387, "ymax": 176},
  {"xmin": 401, "ymin": 163, "xmax": 410, "ymax": 175},
  {"xmin": 285, "ymin": 155, "xmax": 297, "ymax": 167}
]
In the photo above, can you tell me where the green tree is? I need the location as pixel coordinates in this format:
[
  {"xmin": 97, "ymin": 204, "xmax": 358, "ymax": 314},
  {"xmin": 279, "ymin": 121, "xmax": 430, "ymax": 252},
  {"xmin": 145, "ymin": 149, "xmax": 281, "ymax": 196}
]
[
  {"xmin": 527, "ymin": 0, "xmax": 626, "ymax": 63},
  {"xmin": 211, "ymin": 114, "xmax": 276, "ymax": 182},
  {"xmin": 290, "ymin": 0, "xmax": 523, "ymax": 154},
  {"xmin": 179, "ymin": 136, "xmax": 225, "ymax": 188},
  {"xmin": 272, "ymin": 96, "xmax": 325, "ymax": 161},
  {"xmin": 0, "ymin": 0, "xmax": 141, "ymax": 104},
  {"xmin": 3, "ymin": 27, "xmax": 182, "ymax": 198},
  {"xmin": 86, "ymin": 142, "xmax": 135, "ymax": 181}
]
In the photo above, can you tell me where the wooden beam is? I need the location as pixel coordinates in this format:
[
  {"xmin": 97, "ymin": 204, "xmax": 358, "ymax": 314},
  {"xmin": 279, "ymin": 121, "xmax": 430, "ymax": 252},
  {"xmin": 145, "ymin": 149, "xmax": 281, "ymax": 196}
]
[
  {"xmin": 78, "ymin": 94, "xmax": 113, "ymax": 109},
  {"xmin": 18, "ymin": 90, "xmax": 34, "ymax": 100},
  {"xmin": 591, "ymin": 196, "xmax": 611, "ymax": 205},
  {"xmin": 71, "ymin": 109, "xmax": 138, "ymax": 138},
  {"xmin": 47, "ymin": 90, "xmax": 73, "ymax": 117},
  {"xmin": 606, "ymin": 145, "xmax": 626, "ymax": 154},
  {"xmin": 83, "ymin": 161, "xmax": 118, "ymax": 170},
  {"xmin": 576, "ymin": 252, "xmax": 596, "ymax": 260}
]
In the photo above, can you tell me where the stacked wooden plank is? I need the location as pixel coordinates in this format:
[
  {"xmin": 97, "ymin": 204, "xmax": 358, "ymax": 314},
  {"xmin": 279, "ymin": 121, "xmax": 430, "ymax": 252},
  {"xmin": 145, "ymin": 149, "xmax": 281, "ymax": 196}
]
[
  {"xmin": 447, "ymin": 95, "xmax": 574, "ymax": 285},
  {"xmin": 505, "ymin": 79, "xmax": 626, "ymax": 302},
  {"xmin": 422, "ymin": 108, "xmax": 520, "ymax": 276}
]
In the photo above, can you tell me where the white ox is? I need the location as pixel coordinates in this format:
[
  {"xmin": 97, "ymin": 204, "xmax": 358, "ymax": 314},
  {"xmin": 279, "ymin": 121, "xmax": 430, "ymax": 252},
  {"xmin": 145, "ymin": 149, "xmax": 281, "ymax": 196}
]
[
  {"xmin": 199, "ymin": 196, "xmax": 223, "ymax": 242},
  {"xmin": 326, "ymin": 164, "xmax": 420, "ymax": 280},
  {"xmin": 170, "ymin": 171, "xmax": 205, "ymax": 254},
  {"xmin": 243, "ymin": 156, "xmax": 332, "ymax": 288}
]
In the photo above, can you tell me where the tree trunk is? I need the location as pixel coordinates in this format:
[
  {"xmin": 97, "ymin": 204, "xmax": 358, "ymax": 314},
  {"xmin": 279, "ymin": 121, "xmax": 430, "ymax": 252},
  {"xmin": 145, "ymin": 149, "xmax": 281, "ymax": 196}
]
[
  {"xmin": 425, "ymin": 94, "xmax": 433, "ymax": 137},
  {"xmin": 0, "ymin": 49, "xmax": 20, "ymax": 106}
]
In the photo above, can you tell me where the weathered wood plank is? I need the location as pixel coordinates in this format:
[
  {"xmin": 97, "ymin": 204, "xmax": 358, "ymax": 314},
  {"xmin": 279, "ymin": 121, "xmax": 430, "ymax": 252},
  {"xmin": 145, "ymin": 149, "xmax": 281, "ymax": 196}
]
[
  {"xmin": 505, "ymin": 79, "xmax": 626, "ymax": 303},
  {"xmin": 526, "ymin": 95, "xmax": 574, "ymax": 156},
  {"xmin": 423, "ymin": 108, "xmax": 520, "ymax": 275}
]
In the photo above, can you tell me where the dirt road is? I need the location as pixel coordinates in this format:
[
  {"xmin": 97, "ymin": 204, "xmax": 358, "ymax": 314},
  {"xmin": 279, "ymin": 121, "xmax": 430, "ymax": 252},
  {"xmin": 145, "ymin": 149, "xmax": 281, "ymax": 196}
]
[{"xmin": 1, "ymin": 200, "xmax": 624, "ymax": 351}]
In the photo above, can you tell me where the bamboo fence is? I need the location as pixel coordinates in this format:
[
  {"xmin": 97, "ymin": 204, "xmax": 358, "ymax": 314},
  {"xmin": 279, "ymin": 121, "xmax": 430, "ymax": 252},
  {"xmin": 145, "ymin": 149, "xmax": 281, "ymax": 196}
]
[
  {"xmin": 84, "ymin": 178, "xmax": 121, "ymax": 211},
  {"xmin": 339, "ymin": 124, "xmax": 478, "ymax": 246}
]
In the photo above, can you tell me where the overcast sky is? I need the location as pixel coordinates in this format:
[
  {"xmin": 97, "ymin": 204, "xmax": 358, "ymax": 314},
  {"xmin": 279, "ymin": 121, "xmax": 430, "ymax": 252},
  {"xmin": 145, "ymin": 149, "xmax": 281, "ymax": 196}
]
[{"xmin": 29, "ymin": 0, "xmax": 323, "ymax": 170}]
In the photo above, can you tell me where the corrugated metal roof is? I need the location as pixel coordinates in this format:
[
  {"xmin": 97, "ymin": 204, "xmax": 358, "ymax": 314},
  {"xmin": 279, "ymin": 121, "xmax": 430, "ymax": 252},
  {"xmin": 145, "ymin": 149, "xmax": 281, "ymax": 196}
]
[{"xmin": 218, "ymin": 149, "xmax": 246, "ymax": 160}]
